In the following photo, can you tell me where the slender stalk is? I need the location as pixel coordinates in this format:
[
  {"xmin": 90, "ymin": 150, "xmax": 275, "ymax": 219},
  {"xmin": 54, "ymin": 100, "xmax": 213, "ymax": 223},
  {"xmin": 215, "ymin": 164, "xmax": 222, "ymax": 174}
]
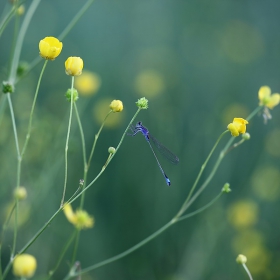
[
  {"xmin": 0, "ymin": 95, "xmax": 7, "ymax": 126},
  {"xmin": 71, "ymin": 229, "xmax": 80, "ymax": 267},
  {"xmin": 64, "ymin": 221, "xmax": 173, "ymax": 279},
  {"xmin": 242, "ymin": 264, "xmax": 253, "ymax": 280},
  {"xmin": 47, "ymin": 230, "xmax": 77, "ymax": 280},
  {"xmin": 61, "ymin": 76, "xmax": 75, "ymax": 206},
  {"xmin": 21, "ymin": 60, "xmax": 48, "ymax": 157},
  {"xmin": 58, "ymin": 0, "xmax": 95, "ymax": 40},
  {"xmin": 174, "ymin": 130, "xmax": 229, "ymax": 220},
  {"xmin": 8, "ymin": 0, "xmax": 41, "ymax": 85},
  {"xmin": 63, "ymin": 191, "xmax": 224, "ymax": 280},
  {"xmin": 87, "ymin": 110, "xmax": 112, "ymax": 168},
  {"xmin": 246, "ymin": 106, "xmax": 263, "ymax": 121},
  {"xmin": 0, "ymin": 5, "xmax": 16, "ymax": 39}
]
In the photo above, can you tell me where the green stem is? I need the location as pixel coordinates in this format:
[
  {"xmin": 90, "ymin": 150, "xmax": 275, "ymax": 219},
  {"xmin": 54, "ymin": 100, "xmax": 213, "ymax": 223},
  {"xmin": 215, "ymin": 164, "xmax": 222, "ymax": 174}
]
[
  {"xmin": 64, "ymin": 191, "xmax": 224, "ymax": 280},
  {"xmin": 0, "ymin": 5, "xmax": 16, "ymax": 39},
  {"xmin": 242, "ymin": 263, "xmax": 253, "ymax": 280},
  {"xmin": 61, "ymin": 76, "xmax": 75, "ymax": 206},
  {"xmin": 246, "ymin": 106, "xmax": 263, "ymax": 121},
  {"xmin": 87, "ymin": 110, "xmax": 112, "ymax": 168},
  {"xmin": 8, "ymin": 0, "xmax": 41, "ymax": 85},
  {"xmin": 21, "ymin": 60, "xmax": 48, "ymax": 157},
  {"xmin": 64, "ymin": 221, "xmax": 173, "ymax": 280},
  {"xmin": 2, "ymin": 206, "xmax": 63, "ymax": 279},
  {"xmin": 47, "ymin": 230, "xmax": 77, "ymax": 280},
  {"xmin": 70, "ymin": 229, "xmax": 80, "ymax": 267},
  {"xmin": 3, "ymin": 107, "xmax": 142, "ymax": 279},
  {"xmin": 176, "ymin": 191, "xmax": 224, "ymax": 222},
  {"xmin": 58, "ymin": 0, "xmax": 95, "ymax": 40},
  {"xmin": 174, "ymin": 130, "xmax": 229, "ymax": 220},
  {"xmin": 68, "ymin": 108, "xmax": 141, "ymax": 205}
]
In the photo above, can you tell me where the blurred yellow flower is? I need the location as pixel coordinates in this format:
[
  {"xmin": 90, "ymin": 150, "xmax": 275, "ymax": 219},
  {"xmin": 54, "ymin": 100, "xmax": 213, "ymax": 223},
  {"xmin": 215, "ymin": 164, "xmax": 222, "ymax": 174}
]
[
  {"xmin": 63, "ymin": 203, "xmax": 94, "ymax": 230},
  {"xmin": 227, "ymin": 200, "xmax": 258, "ymax": 229},
  {"xmin": 227, "ymin": 118, "xmax": 248, "ymax": 137},
  {"xmin": 13, "ymin": 254, "xmax": 37, "ymax": 278},
  {"xmin": 134, "ymin": 70, "xmax": 165, "ymax": 98},
  {"xmin": 110, "ymin": 100, "xmax": 123, "ymax": 112},
  {"xmin": 258, "ymin": 86, "xmax": 280, "ymax": 109},
  {"xmin": 265, "ymin": 129, "xmax": 280, "ymax": 157},
  {"xmin": 39, "ymin": 37, "xmax": 62, "ymax": 60},
  {"xmin": 65, "ymin": 57, "xmax": 83, "ymax": 76},
  {"xmin": 75, "ymin": 70, "xmax": 101, "ymax": 96},
  {"xmin": 93, "ymin": 98, "xmax": 124, "ymax": 128},
  {"xmin": 14, "ymin": 186, "xmax": 27, "ymax": 201},
  {"xmin": 251, "ymin": 166, "xmax": 280, "ymax": 201},
  {"xmin": 17, "ymin": 5, "xmax": 25, "ymax": 16}
]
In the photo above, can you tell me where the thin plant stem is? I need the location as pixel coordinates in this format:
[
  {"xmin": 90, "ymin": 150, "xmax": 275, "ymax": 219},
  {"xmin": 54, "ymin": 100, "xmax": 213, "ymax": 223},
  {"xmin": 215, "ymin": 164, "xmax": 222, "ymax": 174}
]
[
  {"xmin": 3, "ymin": 107, "xmax": 142, "ymax": 278},
  {"xmin": 174, "ymin": 130, "xmax": 229, "ymax": 220},
  {"xmin": 87, "ymin": 110, "xmax": 112, "ymax": 168},
  {"xmin": 246, "ymin": 106, "xmax": 263, "ymax": 121},
  {"xmin": 0, "ymin": 95, "xmax": 7, "ymax": 126},
  {"xmin": 63, "ymin": 191, "xmax": 224, "ymax": 280},
  {"xmin": 176, "ymin": 191, "xmax": 224, "ymax": 222},
  {"xmin": 71, "ymin": 229, "xmax": 80, "ymax": 267},
  {"xmin": 21, "ymin": 60, "xmax": 48, "ymax": 157},
  {"xmin": 58, "ymin": 0, "xmax": 95, "ymax": 40},
  {"xmin": 16, "ymin": 0, "xmax": 95, "ymax": 84},
  {"xmin": 8, "ymin": 0, "xmax": 41, "ymax": 85},
  {"xmin": 47, "ymin": 230, "xmax": 77, "ymax": 280},
  {"xmin": 242, "ymin": 264, "xmax": 253, "ymax": 280},
  {"xmin": 61, "ymin": 76, "xmax": 75, "ymax": 207},
  {"xmin": 0, "ymin": 5, "xmax": 16, "ymax": 39}
]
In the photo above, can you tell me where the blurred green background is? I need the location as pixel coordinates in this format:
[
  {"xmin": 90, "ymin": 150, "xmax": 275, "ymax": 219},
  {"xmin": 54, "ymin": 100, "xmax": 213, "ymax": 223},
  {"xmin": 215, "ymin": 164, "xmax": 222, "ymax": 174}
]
[{"xmin": 1, "ymin": 0, "xmax": 280, "ymax": 279}]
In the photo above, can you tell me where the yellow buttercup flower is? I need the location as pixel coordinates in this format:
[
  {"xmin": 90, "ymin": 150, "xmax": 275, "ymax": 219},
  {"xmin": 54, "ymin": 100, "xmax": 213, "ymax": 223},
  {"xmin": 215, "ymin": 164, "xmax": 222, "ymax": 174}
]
[
  {"xmin": 110, "ymin": 100, "xmax": 123, "ymax": 112},
  {"xmin": 13, "ymin": 254, "xmax": 37, "ymax": 278},
  {"xmin": 39, "ymin": 37, "xmax": 62, "ymax": 60},
  {"xmin": 227, "ymin": 118, "xmax": 248, "ymax": 137},
  {"xmin": 258, "ymin": 86, "xmax": 280, "ymax": 109},
  {"xmin": 65, "ymin": 57, "xmax": 84, "ymax": 76},
  {"xmin": 63, "ymin": 203, "xmax": 94, "ymax": 230},
  {"xmin": 75, "ymin": 70, "xmax": 101, "ymax": 96}
]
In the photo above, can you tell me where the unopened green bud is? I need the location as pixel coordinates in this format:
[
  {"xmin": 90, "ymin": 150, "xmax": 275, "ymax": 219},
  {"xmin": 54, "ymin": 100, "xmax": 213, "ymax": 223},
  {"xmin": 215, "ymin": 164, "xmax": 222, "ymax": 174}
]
[
  {"xmin": 2, "ymin": 81, "xmax": 14, "ymax": 94},
  {"xmin": 242, "ymin": 133, "xmax": 250, "ymax": 140},
  {"xmin": 222, "ymin": 183, "xmax": 231, "ymax": 193},
  {"xmin": 17, "ymin": 61, "xmax": 29, "ymax": 77},
  {"xmin": 14, "ymin": 186, "xmax": 27, "ymax": 201},
  {"xmin": 65, "ymin": 88, "xmax": 79, "ymax": 102},
  {"xmin": 136, "ymin": 97, "xmax": 148, "ymax": 109},
  {"xmin": 108, "ymin": 147, "xmax": 116, "ymax": 154},
  {"xmin": 236, "ymin": 254, "xmax": 247, "ymax": 264}
]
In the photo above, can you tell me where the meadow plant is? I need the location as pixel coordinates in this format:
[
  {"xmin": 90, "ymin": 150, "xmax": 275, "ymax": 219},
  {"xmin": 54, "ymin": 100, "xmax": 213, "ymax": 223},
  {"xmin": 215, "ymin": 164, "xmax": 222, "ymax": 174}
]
[{"xmin": 0, "ymin": 1, "xmax": 279, "ymax": 280}]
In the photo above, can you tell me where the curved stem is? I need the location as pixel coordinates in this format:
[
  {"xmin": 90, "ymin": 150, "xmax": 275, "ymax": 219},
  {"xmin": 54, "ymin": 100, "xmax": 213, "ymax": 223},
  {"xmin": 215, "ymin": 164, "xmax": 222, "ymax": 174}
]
[
  {"xmin": 8, "ymin": 0, "xmax": 41, "ymax": 85},
  {"xmin": 242, "ymin": 264, "xmax": 253, "ymax": 280},
  {"xmin": 61, "ymin": 76, "xmax": 75, "ymax": 206},
  {"xmin": 87, "ymin": 110, "xmax": 112, "ymax": 168},
  {"xmin": 246, "ymin": 106, "xmax": 263, "ymax": 121},
  {"xmin": 20, "ymin": 60, "xmax": 48, "ymax": 157},
  {"xmin": 174, "ymin": 130, "xmax": 229, "ymax": 220}
]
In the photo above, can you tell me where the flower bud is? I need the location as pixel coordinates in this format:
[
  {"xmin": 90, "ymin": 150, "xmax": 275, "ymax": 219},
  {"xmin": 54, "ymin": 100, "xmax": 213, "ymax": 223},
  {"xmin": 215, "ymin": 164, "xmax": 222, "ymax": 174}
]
[
  {"xmin": 136, "ymin": 97, "xmax": 148, "ymax": 109},
  {"xmin": 39, "ymin": 37, "xmax": 62, "ymax": 60},
  {"xmin": 109, "ymin": 100, "xmax": 123, "ymax": 112},
  {"xmin": 227, "ymin": 118, "xmax": 248, "ymax": 137},
  {"xmin": 2, "ymin": 81, "xmax": 14, "ymax": 94},
  {"xmin": 17, "ymin": 61, "xmax": 29, "ymax": 77},
  {"xmin": 65, "ymin": 57, "xmax": 84, "ymax": 76},
  {"xmin": 65, "ymin": 88, "xmax": 79, "ymax": 102},
  {"xmin": 236, "ymin": 254, "xmax": 247, "ymax": 264},
  {"xmin": 13, "ymin": 254, "xmax": 37, "ymax": 278},
  {"xmin": 242, "ymin": 132, "xmax": 250, "ymax": 140},
  {"xmin": 108, "ymin": 147, "xmax": 116, "ymax": 154},
  {"xmin": 222, "ymin": 183, "xmax": 231, "ymax": 193},
  {"xmin": 14, "ymin": 186, "xmax": 27, "ymax": 201},
  {"xmin": 17, "ymin": 5, "xmax": 25, "ymax": 16}
]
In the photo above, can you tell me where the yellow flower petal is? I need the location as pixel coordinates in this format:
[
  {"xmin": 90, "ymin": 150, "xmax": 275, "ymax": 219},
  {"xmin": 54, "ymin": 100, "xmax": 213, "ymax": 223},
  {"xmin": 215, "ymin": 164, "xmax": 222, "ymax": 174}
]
[
  {"xmin": 13, "ymin": 254, "xmax": 37, "ymax": 278},
  {"xmin": 227, "ymin": 123, "xmax": 239, "ymax": 137},
  {"xmin": 65, "ymin": 57, "xmax": 84, "ymax": 76},
  {"xmin": 258, "ymin": 86, "xmax": 271, "ymax": 100},
  {"xmin": 110, "ymin": 100, "xmax": 123, "ymax": 112},
  {"xmin": 266, "ymin": 93, "xmax": 280, "ymax": 109},
  {"xmin": 39, "ymin": 37, "xmax": 62, "ymax": 60},
  {"xmin": 63, "ymin": 203, "xmax": 77, "ymax": 224},
  {"xmin": 227, "ymin": 118, "xmax": 248, "ymax": 137}
]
